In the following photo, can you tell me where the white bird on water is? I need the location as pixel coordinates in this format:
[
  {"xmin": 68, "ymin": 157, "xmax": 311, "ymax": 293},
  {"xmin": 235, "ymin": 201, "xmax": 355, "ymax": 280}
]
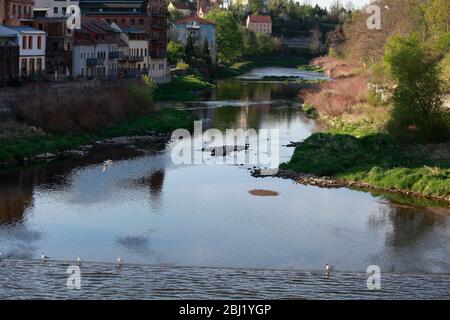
[
  {"xmin": 325, "ymin": 264, "xmax": 333, "ymax": 277},
  {"xmin": 41, "ymin": 254, "xmax": 50, "ymax": 262},
  {"xmin": 117, "ymin": 257, "xmax": 124, "ymax": 267},
  {"xmin": 77, "ymin": 256, "xmax": 82, "ymax": 267},
  {"xmin": 102, "ymin": 159, "xmax": 114, "ymax": 172}
]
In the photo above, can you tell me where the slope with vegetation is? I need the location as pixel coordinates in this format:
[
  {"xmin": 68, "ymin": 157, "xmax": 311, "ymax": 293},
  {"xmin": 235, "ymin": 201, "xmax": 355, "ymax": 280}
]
[{"xmin": 282, "ymin": 0, "xmax": 450, "ymax": 202}]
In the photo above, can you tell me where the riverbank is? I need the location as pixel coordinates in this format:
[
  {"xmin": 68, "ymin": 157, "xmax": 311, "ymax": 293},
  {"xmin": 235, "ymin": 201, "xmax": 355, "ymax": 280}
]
[
  {"xmin": 154, "ymin": 74, "xmax": 214, "ymax": 101},
  {"xmin": 281, "ymin": 57, "xmax": 450, "ymax": 203},
  {"xmin": 214, "ymin": 55, "xmax": 310, "ymax": 79},
  {"xmin": 0, "ymin": 107, "xmax": 194, "ymax": 166}
]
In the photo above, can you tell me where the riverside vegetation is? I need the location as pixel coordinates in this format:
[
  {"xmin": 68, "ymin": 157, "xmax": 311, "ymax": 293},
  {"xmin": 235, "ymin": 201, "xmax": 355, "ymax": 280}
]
[
  {"xmin": 282, "ymin": 0, "xmax": 450, "ymax": 202},
  {"xmin": 0, "ymin": 75, "xmax": 196, "ymax": 165}
]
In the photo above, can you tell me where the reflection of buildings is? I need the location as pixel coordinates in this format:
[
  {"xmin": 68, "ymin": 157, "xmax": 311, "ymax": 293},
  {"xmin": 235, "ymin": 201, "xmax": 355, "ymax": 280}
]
[{"xmin": 0, "ymin": 171, "xmax": 35, "ymax": 224}]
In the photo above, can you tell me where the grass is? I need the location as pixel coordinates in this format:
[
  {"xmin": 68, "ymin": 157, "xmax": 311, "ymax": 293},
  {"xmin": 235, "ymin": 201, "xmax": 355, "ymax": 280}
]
[
  {"xmin": 286, "ymin": 56, "xmax": 450, "ymax": 201},
  {"xmin": 0, "ymin": 108, "xmax": 195, "ymax": 164},
  {"xmin": 154, "ymin": 74, "xmax": 214, "ymax": 101},
  {"xmin": 281, "ymin": 133, "xmax": 450, "ymax": 200}
]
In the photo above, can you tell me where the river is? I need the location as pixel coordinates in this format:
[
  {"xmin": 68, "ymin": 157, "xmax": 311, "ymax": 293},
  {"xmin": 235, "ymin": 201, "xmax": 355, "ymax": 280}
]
[{"xmin": 0, "ymin": 67, "xmax": 449, "ymax": 299}]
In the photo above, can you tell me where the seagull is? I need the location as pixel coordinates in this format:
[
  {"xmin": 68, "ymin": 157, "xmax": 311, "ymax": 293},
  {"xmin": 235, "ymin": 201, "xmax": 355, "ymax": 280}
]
[
  {"xmin": 77, "ymin": 256, "xmax": 82, "ymax": 267},
  {"xmin": 117, "ymin": 257, "xmax": 123, "ymax": 267},
  {"xmin": 41, "ymin": 254, "xmax": 50, "ymax": 262},
  {"xmin": 102, "ymin": 159, "xmax": 113, "ymax": 172},
  {"xmin": 325, "ymin": 264, "xmax": 332, "ymax": 277}
]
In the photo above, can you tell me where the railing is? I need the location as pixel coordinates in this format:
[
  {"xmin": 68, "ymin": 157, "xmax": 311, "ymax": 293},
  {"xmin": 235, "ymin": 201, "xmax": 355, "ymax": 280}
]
[
  {"xmin": 108, "ymin": 51, "xmax": 121, "ymax": 59},
  {"xmin": 86, "ymin": 58, "xmax": 98, "ymax": 66},
  {"xmin": 128, "ymin": 56, "xmax": 144, "ymax": 62},
  {"xmin": 149, "ymin": 51, "xmax": 167, "ymax": 58}
]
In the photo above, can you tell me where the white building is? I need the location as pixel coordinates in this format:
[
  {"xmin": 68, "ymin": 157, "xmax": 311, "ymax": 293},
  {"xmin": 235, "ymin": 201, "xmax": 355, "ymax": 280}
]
[
  {"xmin": 4, "ymin": 25, "xmax": 46, "ymax": 77},
  {"xmin": 110, "ymin": 23, "xmax": 150, "ymax": 72},
  {"xmin": 33, "ymin": 0, "xmax": 80, "ymax": 18}
]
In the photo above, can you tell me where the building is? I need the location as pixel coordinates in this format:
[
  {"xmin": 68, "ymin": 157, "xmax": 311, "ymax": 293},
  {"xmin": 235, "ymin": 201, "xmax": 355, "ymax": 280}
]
[
  {"xmin": 147, "ymin": 0, "xmax": 169, "ymax": 82},
  {"xmin": 1, "ymin": 0, "xmax": 34, "ymax": 25},
  {"xmin": 79, "ymin": 0, "xmax": 150, "ymax": 30},
  {"xmin": 168, "ymin": 2, "xmax": 191, "ymax": 17},
  {"xmin": 246, "ymin": 15, "xmax": 271, "ymax": 34},
  {"xmin": 33, "ymin": 0, "xmax": 80, "ymax": 18},
  {"xmin": 0, "ymin": 25, "xmax": 20, "ymax": 85},
  {"xmin": 72, "ymin": 17, "xmax": 121, "ymax": 78},
  {"xmin": 111, "ymin": 22, "xmax": 149, "ymax": 72},
  {"xmin": 29, "ymin": 16, "xmax": 74, "ymax": 79},
  {"xmin": 172, "ymin": 15, "xmax": 216, "ymax": 63},
  {"xmin": 5, "ymin": 25, "xmax": 46, "ymax": 78}
]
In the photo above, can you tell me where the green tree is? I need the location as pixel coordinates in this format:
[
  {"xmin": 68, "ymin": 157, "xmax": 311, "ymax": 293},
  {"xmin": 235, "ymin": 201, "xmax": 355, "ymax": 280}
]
[
  {"xmin": 384, "ymin": 34, "xmax": 449, "ymax": 141},
  {"xmin": 206, "ymin": 10, "xmax": 243, "ymax": 64},
  {"xmin": 250, "ymin": 0, "xmax": 264, "ymax": 14},
  {"xmin": 202, "ymin": 38, "xmax": 210, "ymax": 56},
  {"xmin": 256, "ymin": 32, "xmax": 275, "ymax": 55},
  {"xmin": 167, "ymin": 41, "xmax": 185, "ymax": 65},
  {"xmin": 242, "ymin": 27, "xmax": 258, "ymax": 56},
  {"xmin": 185, "ymin": 34, "xmax": 195, "ymax": 55}
]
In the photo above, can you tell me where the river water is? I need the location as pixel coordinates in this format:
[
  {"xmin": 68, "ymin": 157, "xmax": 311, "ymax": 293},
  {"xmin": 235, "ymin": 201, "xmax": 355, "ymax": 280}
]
[{"xmin": 0, "ymin": 68, "xmax": 449, "ymax": 299}]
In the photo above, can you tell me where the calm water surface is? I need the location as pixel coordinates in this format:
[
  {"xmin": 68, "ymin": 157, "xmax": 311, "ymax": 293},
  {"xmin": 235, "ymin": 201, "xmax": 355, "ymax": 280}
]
[{"xmin": 0, "ymin": 68, "xmax": 449, "ymax": 277}]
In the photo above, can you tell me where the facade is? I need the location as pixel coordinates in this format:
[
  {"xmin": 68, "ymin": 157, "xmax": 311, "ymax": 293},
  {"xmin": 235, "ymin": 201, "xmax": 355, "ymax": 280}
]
[
  {"xmin": 246, "ymin": 15, "xmax": 271, "ymax": 34},
  {"xmin": 0, "ymin": 25, "xmax": 20, "ymax": 85},
  {"xmin": 111, "ymin": 22, "xmax": 149, "ymax": 71},
  {"xmin": 72, "ymin": 17, "xmax": 120, "ymax": 78},
  {"xmin": 172, "ymin": 15, "xmax": 215, "ymax": 63},
  {"xmin": 79, "ymin": 0, "xmax": 149, "ymax": 30},
  {"xmin": 147, "ymin": 0, "xmax": 169, "ymax": 82},
  {"xmin": 28, "ymin": 17, "xmax": 74, "ymax": 79},
  {"xmin": 33, "ymin": 0, "xmax": 80, "ymax": 18},
  {"xmin": 1, "ymin": 0, "xmax": 34, "ymax": 25},
  {"xmin": 5, "ymin": 25, "xmax": 46, "ymax": 77}
]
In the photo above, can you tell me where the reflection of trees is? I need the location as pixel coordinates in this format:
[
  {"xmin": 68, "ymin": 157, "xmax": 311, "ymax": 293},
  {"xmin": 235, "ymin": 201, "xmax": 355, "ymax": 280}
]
[
  {"xmin": 148, "ymin": 170, "xmax": 165, "ymax": 203},
  {"xmin": 367, "ymin": 201, "xmax": 450, "ymax": 272},
  {"xmin": 0, "ymin": 171, "xmax": 34, "ymax": 224}
]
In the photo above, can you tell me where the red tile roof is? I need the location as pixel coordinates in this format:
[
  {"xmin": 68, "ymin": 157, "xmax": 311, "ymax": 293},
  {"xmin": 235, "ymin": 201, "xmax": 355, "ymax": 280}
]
[
  {"xmin": 175, "ymin": 15, "xmax": 215, "ymax": 25},
  {"xmin": 248, "ymin": 15, "xmax": 272, "ymax": 24}
]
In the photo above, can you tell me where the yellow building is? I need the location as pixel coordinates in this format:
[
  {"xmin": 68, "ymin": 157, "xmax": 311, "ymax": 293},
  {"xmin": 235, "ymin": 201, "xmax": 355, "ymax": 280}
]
[{"xmin": 246, "ymin": 15, "xmax": 272, "ymax": 35}]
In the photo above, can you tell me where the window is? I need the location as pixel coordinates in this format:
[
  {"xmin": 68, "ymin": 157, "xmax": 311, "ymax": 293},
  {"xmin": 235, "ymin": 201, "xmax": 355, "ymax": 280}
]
[
  {"xmin": 53, "ymin": 7, "xmax": 58, "ymax": 14},
  {"xmin": 139, "ymin": 19, "xmax": 144, "ymax": 25},
  {"xmin": 62, "ymin": 7, "xmax": 66, "ymax": 15},
  {"xmin": 22, "ymin": 36, "xmax": 27, "ymax": 49},
  {"xmin": 130, "ymin": 19, "xmax": 135, "ymax": 25},
  {"xmin": 37, "ymin": 36, "xmax": 42, "ymax": 50},
  {"xmin": 29, "ymin": 36, "xmax": 32, "ymax": 49},
  {"xmin": 36, "ymin": 58, "xmax": 42, "ymax": 71}
]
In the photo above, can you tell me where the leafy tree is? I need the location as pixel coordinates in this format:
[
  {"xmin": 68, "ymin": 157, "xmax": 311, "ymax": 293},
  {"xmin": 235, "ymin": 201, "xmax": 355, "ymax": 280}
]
[
  {"xmin": 167, "ymin": 41, "xmax": 185, "ymax": 65},
  {"xmin": 256, "ymin": 32, "xmax": 275, "ymax": 55},
  {"xmin": 206, "ymin": 10, "xmax": 243, "ymax": 64},
  {"xmin": 242, "ymin": 27, "xmax": 258, "ymax": 56},
  {"xmin": 185, "ymin": 34, "xmax": 195, "ymax": 55},
  {"xmin": 384, "ymin": 34, "xmax": 449, "ymax": 141},
  {"xmin": 250, "ymin": 0, "xmax": 264, "ymax": 14},
  {"xmin": 201, "ymin": 38, "xmax": 210, "ymax": 56}
]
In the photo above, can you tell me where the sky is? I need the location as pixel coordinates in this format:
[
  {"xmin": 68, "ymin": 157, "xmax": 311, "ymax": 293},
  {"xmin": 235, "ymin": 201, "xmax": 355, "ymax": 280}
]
[{"xmin": 309, "ymin": 0, "xmax": 372, "ymax": 9}]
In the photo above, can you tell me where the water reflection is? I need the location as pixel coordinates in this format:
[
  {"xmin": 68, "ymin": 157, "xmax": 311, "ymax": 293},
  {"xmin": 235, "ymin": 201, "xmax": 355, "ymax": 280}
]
[{"xmin": 0, "ymin": 78, "xmax": 448, "ymax": 273}]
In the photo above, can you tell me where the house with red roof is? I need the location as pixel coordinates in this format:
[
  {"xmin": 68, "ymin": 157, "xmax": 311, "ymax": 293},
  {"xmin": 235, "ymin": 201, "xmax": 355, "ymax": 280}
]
[
  {"xmin": 168, "ymin": 2, "xmax": 192, "ymax": 17},
  {"xmin": 246, "ymin": 15, "xmax": 272, "ymax": 35}
]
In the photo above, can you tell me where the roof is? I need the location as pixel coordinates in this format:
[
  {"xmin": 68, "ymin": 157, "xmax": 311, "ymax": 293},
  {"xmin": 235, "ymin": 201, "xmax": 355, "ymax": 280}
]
[
  {"xmin": 248, "ymin": 15, "xmax": 272, "ymax": 24},
  {"xmin": 0, "ymin": 26, "xmax": 17, "ymax": 37},
  {"xmin": 171, "ymin": 2, "xmax": 190, "ymax": 10},
  {"xmin": 122, "ymin": 26, "xmax": 146, "ymax": 34},
  {"xmin": 3, "ymin": 25, "xmax": 46, "ymax": 34},
  {"xmin": 174, "ymin": 15, "xmax": 215, "ymax": 26}
]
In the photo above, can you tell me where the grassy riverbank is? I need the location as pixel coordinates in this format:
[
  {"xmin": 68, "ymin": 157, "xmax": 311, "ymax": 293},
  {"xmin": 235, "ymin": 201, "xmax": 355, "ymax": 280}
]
[
  {"xmin": 0, "ymin": 108, "xmax": 194, "ymax": 165},
  {"xmin": 214, "ymin": 55, "xmax": 310, "ymax": 79},
  {"xmin": 282, "ymin": 57, "xmax": 450, "ymax": 201},
  {"xmin": 154, "ymin": 74, "xmax": 214, "ymax": 101}
]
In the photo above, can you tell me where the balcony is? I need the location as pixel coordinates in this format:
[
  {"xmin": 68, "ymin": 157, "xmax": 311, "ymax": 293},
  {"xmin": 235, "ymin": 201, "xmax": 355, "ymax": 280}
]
[
  {"xmin": 151, "ymin": 37, "xmax": 167, "ymax": 44},
  {"xmin": 151, "ymin": 23, "xmax": 168, "ymax": 29},
  {"xmin": 128, "ymin": 56, "xmax": 144, "ymax": 62},
  {"xmin": 109, "ymin": 51, "xmax": 121, "ymax": 59},
  {"xmin": 86, "ymin": 58, "xmax": 98, "ymax": 66},
  {"xmin": 150, "ymin": 50, "xmax": 167, "ymax": 58}
]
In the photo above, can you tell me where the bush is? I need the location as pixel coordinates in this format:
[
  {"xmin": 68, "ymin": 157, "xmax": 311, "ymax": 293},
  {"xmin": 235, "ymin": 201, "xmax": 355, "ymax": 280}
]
[
  {"xmin": 384, "ymin": 34, "xmax": 450, "ymax": 142},
  {"xmin": 168, "ymin": 41, "xmax": 185, "ymax": 65}
]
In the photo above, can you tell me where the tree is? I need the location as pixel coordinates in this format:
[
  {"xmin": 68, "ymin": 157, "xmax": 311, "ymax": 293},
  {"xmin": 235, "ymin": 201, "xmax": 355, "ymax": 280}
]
[
  {"xmin": 167, "ymin": 41, "xmax": 185, "ymax": 65},
  {"xmin": 201, "ymin": 38, "xmax": 210, "ymax": 56},
  {"xmin": 384, "ymin": 34, "xmax": 449, "ymax": 141},
  {"xmin": 185, "ymin": 34, "xmax": 195, "ymax": 55},
  {"xmin": 206, "ymin": 10, "xmax": 243, "ymax": 64},
  {"xmin": 242, "ymin": 27, "xmax": 258, "ymax": 56},
  {"xmin": 256, "ymin": 32, "xmax": 275, "ymax": 55},
  {"xmin": 309, "ymin": 29, "xmax": 322, "ymax": 55},
  {"xmin": 250, "ymin": 0, "xmax": 264, "ymax": 14}
]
